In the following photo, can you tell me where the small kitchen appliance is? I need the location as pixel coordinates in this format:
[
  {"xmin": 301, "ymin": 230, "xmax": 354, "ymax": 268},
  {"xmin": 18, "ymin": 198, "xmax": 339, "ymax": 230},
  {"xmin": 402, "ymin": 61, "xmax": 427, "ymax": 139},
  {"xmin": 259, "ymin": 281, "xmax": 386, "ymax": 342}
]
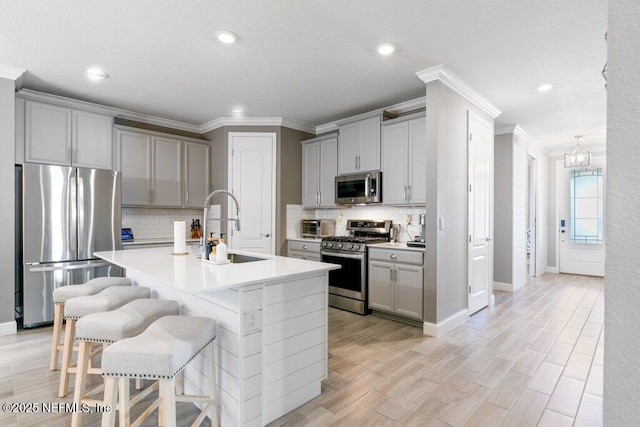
[
  {"xmin": 301, "ymin": 219, "xmax": 335, "ymax": 238},
  {"xmin": 406, "ymin": 214, "xmax": 426, "ymax": 248},
  {"xmin": 321, "ymin": 220, "xmax": 392, "ymax": 314}
]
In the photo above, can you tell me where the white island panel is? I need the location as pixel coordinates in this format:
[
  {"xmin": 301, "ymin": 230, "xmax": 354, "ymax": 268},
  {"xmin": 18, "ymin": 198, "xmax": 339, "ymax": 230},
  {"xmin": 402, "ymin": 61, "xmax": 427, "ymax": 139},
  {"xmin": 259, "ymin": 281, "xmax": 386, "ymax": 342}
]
[{"xmin": 95, "ymin": 247, "xmax": 338, "ymax": 426}]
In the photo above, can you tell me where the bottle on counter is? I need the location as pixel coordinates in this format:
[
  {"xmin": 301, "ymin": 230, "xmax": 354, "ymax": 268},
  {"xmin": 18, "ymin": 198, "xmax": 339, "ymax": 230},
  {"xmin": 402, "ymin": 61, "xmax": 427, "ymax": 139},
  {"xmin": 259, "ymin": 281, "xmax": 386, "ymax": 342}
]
[
  {"xmin": 206, "ymin": 233, "xmax": 215, "ymax": 260},
  {"xmin": 216, "ymin": 234, "xmax": 228, "ymax": 263}
]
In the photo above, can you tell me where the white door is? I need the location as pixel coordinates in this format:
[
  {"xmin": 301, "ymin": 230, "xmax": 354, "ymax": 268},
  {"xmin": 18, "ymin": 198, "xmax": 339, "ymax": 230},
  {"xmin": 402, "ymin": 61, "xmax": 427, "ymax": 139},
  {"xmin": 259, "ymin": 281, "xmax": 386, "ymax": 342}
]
[
  {"xmin": 558, "ymin": 158, "xmax": 605, "ymax": 276},
  {"xmin": 468, "ymin": 112, "xmax": 493, "ymax": 315},
  {"xmin": 228, "ymin": 133, "xmax": 275, "ymax": 254}
]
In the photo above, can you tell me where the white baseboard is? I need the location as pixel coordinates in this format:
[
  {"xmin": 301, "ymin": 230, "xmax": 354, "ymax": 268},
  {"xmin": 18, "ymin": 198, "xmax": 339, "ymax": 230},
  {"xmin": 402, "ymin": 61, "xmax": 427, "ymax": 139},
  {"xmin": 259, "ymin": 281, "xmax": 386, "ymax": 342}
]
[
  {"xmin": 0, "ymin": 321, "xmax": 17, "ymax": 336},
  {"xmin": 546, "ymin": 266, "xmax": 559, "ymax": 274},
  {"xmin": 423, "ymin": 309, "xmax": 468, "ymax": 337},
  {"xmin": 493, "ymin": 281, "xmax": 514, "ymax": 292}
]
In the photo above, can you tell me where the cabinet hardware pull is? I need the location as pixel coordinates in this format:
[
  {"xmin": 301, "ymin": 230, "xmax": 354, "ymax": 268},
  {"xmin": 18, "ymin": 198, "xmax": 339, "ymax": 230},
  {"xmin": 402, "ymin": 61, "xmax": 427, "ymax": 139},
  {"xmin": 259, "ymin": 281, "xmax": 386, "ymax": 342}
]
[
  {"xmin": 260, "ymin": 233, "xmax": 271, "ymax": 237},
  {"xmin": 303, "ymin": 245, "xmax": 307, "ymax": 249},
  {"xmin": 407, "ymin": 185, "xmax": 411, "ymax": 201},
  {"xmin": 390, "ymin": 269, "xmax": 393, "ymax": 280},
  {"xmin": 318, "ymin": 191, "xmax": 321, "ymax": 206},
  {"xmin": 394, "ymin": 269, "xmax": 397, "ymax": 281},
  {"xmin": 391, "ymin": 253, "xmax": 397, "ymax": 260}
]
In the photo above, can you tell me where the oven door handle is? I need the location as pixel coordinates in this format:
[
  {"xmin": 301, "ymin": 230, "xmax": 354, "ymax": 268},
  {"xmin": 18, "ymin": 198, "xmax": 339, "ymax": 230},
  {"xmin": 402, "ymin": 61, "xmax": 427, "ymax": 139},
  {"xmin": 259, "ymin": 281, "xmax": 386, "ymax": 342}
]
[{"xmin": 321, "ymin": 251, "xmax": 365, "ymax": 260}]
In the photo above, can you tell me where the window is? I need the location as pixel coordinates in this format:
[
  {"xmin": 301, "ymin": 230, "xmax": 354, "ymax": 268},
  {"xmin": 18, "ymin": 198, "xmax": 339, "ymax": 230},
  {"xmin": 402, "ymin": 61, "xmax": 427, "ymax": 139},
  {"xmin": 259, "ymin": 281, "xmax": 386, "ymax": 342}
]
[{"xmin": 570, "ymin": 167, "xmax": 604, "ymax": 244}]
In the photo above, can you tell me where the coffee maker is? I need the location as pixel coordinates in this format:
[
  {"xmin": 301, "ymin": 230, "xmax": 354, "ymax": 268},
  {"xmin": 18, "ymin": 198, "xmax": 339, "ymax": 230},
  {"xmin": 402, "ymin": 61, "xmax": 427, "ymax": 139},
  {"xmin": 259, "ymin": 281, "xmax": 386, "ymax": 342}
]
[{"xmin": 407, "ymin": 214, "xmax": 426, "ymax": 247}]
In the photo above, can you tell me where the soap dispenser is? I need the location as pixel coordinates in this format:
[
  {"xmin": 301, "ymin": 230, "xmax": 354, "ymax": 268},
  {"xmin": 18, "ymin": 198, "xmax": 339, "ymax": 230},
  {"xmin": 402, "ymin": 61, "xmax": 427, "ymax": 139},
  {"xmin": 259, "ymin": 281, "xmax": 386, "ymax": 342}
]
[{"xmin": 216, "ymin": 234, "xmax": 228, "ymax": 263}]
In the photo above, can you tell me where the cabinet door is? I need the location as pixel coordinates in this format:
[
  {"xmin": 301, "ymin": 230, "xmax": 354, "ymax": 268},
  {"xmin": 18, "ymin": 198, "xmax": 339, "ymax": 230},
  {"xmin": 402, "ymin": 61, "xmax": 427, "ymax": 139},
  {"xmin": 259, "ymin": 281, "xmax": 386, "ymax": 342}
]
[
  {"xmin": 358, "ymin": 116, "xmax": 381, "ymax": 172},
  {"xmin": 73, "ymin": 110, "xmax": 113, "ymax": 170},
  {"xmin": 152, "ymin": 136, "xmax": 182, "ymax": 206},
  {"xmin": 288, "ymin": 250, "xmax": 304, "ymax": 259},
  {"xmin": 382, "ymin": 121, "xmax": 409, "ymax": 205},
  {"xmin": 184, "ymin": 141, "xmax": 210, "ymax": 208},
  {"xmin": 368, "ymin": 260, "xmax": 394, "ymax": 313},
  {"xmin": 117, "ymin": 130, "xmax": 151, "ymax": 206},
  {"xmin": 407, "ymin": 117, "xmax": 427, "ymax": 204},
  {"xmin": 302, "ymin": 142, "xmax": 320, "ymax": 207},
  {"xmin": 319, "ymin": 137, "xmax": 337, "ymax": 207},
  {"xmin": 337, "ymin": 122, "xmax": 358, "ymax": 174},
  {"xmin": 394, "ymin": 264, "xmax": 424, "ymax": 320},
  {"xmin": 25, "ymin": 101, "xmax": 72, "ymax": 165}
]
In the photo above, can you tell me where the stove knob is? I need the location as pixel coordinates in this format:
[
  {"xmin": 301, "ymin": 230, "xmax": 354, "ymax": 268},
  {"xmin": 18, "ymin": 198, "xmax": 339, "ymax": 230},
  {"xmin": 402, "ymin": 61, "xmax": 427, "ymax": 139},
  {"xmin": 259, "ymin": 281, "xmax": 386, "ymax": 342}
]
[
  {"xmin": 356, "ymin": 244, "xmax": 361, "ymax": 250},
  {"xmin": 348, "ymin": 244, "xmax": 354, "ymax": 250},
  {"xmin": 328, "ymin": 242, "xmax": 333, "ymax": 248},
  {"xmin": 337, "ymin": 243, "xmax": 343, "ymax": 249}
]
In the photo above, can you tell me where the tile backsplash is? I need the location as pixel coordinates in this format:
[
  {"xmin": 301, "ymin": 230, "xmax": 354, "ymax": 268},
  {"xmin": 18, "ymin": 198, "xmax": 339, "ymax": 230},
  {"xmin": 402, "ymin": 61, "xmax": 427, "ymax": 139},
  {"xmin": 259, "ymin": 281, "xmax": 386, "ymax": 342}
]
[
  {"xmin": 286, "ymin": 204, "xmax": 426, "ymax": 243},
  {"xmin": 122, "ymin": 205, "xmax": 221, "ymax": 240}
]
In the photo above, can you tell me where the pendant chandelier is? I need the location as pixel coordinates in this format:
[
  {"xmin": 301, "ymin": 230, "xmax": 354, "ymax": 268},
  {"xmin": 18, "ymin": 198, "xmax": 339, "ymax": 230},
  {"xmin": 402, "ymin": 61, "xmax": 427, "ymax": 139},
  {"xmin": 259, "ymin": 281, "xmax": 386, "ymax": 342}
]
[{"xmin": 564, "ymin": 135, "xmax": 591, "ymax": 168}]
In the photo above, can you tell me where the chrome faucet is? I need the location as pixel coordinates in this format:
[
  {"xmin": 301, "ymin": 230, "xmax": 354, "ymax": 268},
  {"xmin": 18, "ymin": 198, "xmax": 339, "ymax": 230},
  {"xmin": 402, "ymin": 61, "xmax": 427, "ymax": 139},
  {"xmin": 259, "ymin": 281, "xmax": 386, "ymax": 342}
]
[{"xmin": 202, "ymin": 189, "xmax": 241, "ymax": 258}]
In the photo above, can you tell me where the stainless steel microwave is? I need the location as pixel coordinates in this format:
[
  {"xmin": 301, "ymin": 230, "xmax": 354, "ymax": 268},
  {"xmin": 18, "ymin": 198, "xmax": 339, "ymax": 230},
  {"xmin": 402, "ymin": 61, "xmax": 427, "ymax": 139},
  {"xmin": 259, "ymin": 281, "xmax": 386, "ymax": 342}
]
[{"xmin": 335, "ymin": 171, "xmax": 382, "ymax": 205}]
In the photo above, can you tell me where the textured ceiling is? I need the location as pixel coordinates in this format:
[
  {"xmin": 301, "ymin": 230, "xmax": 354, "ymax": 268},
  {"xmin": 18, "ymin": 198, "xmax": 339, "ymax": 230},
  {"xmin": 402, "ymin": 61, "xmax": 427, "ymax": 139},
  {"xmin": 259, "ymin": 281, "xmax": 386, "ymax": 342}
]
[{"xmin": 0, "ymin": 0, "xmax": 607, "ymax": 151}]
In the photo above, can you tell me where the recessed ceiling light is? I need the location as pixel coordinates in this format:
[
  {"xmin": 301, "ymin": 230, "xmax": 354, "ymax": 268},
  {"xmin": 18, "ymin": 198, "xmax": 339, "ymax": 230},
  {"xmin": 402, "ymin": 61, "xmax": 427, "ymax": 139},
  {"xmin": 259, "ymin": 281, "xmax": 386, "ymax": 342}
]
[
  {"xmin": 231, "ymin": 108, "xmax": 244, "ymax": 116},
  {"xmin": 376, "ymin": 43, "xmax": 397, "ymax": 55},
  {"xmin": 86, "ymin": 68, "xmax": 107, "ymax": 80},
  {"xmin": 537, "ymin": 83, "xmax": 553, "ymax": 92},
  {"xmin": 216, "ymin": 31, "xmax": 238, "ymax": 44}
]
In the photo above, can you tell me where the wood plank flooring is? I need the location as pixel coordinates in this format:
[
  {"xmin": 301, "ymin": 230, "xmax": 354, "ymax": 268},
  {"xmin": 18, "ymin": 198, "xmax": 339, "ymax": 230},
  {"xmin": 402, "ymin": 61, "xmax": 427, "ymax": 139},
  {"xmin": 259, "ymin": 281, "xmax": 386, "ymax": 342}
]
[
  {"xmin": 270, "ymin": 273, "xmax": 604, "ymax": 426},
  {"xmin": 0, "ymin": 273, "xmax": 602, "ymax": 426}
]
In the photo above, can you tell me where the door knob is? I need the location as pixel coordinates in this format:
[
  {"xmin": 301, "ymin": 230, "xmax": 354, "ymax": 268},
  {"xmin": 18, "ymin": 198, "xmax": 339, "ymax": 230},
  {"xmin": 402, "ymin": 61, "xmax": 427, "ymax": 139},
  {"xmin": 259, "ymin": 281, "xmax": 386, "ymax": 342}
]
[{"xmin": 261, "ymin": 233, "xmax": 271, "ymax": 237}]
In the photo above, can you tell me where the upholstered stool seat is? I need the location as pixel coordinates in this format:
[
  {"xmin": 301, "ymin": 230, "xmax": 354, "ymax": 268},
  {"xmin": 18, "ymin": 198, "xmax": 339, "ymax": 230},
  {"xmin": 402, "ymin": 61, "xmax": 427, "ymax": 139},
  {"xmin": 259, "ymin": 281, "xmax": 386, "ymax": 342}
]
[
  {"xmin": 101, "ymin": 316, "xmax": 218, "ymax": 427},
  {"xmin": 50, "ymin": 277, "xmax": 131, "ymax": 371},
  {"xmin": 70, "ymin": 299, "xmax": 179, "ymax": 427},
  {"xmin": 59, "ymin": 286, "xmax": 150, "ymax": 398}
]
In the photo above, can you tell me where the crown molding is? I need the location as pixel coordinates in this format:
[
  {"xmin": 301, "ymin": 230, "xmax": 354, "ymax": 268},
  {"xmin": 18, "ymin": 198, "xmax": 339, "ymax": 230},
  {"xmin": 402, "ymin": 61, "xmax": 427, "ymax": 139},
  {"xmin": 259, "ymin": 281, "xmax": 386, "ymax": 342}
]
[
  {"xmin": 17, "ymin": 89, "xmax": 202, "ymax": 133},
  {"xmin": 0, "ymin": 64, "xmax": 26, "ymax": 81},
  {"xmin": 200, "ymin": 116, "xmax": 315, "ymax": 134},
  {"xmin": 315, "ymin": 96, "xmax": 426, "ymax": 135},
  {"xmin": 416, "ymin": 64, "xmax": 502, "ymax": 119},
  {"xmin": 513, "ymin": 125, "xmax": 535, "ymax": 146}
]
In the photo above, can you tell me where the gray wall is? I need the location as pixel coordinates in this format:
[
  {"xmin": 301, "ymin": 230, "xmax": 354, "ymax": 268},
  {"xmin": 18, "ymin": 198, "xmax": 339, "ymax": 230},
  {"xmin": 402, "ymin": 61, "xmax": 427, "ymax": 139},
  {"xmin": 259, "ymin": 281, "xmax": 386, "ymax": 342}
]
[
  {"xmin": 494, "ymin": 134, "xmax": 513, "ymax": 284},
  {"xmin": 203, "ymin": 125, "xmax": 311, "ymax": 255},
  {"xmin": 424, "ymin": 80, "xmax": 493, "ymax": 323},
  {"xmin": 605, "ymin": 0, "xmax": 640, "ymax": 423},
  {"xmin": 1, "ymin": 77, "xmax": 16, "ymax": 325}
]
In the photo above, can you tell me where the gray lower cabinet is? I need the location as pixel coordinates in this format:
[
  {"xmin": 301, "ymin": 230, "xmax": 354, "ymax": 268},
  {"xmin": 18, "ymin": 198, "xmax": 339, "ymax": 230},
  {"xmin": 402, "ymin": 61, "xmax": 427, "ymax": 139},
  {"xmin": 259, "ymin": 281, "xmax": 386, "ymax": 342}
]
[
  {"xmin": 368, "ymin": 248, "xmax": 424, "ymax": 320},
  {"xmin": 287, "ymin": 240, "xmax": 321, "ymax": 261}
]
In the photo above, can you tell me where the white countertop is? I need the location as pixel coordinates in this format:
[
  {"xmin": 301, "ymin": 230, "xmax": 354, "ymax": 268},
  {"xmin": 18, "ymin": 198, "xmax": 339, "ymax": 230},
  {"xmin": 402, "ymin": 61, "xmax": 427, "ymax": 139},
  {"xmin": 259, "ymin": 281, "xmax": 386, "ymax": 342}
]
[
  {"xmin": 287, "ymin": 237, "xmax": 324, "ymax": 242},
  {"xmin": 368, "ymin": 242, "xmax": 426, "ymax": 252},
  {"xmin": 122, "ymin": 238, "xmax": 200, "ymax": 246},
  {"xmin": 95, "ymin": 247, "xmax": 340, "ymax": 294}
]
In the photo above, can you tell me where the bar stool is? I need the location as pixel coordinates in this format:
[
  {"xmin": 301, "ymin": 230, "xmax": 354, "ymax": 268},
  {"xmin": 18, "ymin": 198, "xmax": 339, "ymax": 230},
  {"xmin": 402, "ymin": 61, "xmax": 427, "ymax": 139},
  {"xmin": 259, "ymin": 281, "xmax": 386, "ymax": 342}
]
[
  {"xmin": 59, "ymin": 286, "xmax": 150, "ymax": 398},
  {"xmin": 101, "ymin": 315, "xmax": 219, "ymax": 427},
  {"xmin": 70, "ymin": 298, "xmax": 180, "ymax": 427},
  {"xmin": 50, "ymin": 277, "xmax": 132, "ymax": 371}
]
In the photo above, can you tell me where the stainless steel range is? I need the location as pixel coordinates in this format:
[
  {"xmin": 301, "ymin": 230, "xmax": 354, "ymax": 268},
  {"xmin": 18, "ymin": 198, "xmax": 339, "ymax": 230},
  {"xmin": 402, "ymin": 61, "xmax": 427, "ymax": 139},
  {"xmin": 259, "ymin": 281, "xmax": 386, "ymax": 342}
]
[{"xmin": 321, "ymin": 220, "xmax": 392, "ymax": 314}]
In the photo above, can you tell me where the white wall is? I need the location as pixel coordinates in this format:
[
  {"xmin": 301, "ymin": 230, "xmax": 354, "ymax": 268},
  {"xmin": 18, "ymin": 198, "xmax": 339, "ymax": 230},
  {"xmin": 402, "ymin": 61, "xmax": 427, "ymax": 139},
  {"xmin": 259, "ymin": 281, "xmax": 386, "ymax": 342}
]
[{"xmin": 604, "ymin": 1, "xmax": 640, "ymax": 424}]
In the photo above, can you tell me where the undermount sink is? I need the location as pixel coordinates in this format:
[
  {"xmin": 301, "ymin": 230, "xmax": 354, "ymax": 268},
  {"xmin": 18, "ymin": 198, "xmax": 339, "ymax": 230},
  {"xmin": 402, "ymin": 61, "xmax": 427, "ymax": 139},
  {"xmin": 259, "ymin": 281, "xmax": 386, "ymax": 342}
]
[{"xmin": 228, "ymin": 253, "xmax": 268, "ymax": 263}]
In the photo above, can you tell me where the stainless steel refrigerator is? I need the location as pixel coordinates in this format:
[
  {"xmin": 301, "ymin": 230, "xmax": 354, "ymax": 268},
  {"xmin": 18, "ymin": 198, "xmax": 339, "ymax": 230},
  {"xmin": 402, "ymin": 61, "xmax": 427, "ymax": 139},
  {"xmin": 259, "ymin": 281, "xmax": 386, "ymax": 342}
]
[{"xmin": 22, "ymin": 163, "xmax": 122, "ymax": 327}]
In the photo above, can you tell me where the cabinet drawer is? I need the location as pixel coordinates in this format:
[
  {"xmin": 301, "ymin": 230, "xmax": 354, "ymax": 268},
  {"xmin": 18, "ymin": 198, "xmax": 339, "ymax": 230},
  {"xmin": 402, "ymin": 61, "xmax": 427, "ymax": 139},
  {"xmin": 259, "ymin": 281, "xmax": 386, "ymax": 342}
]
[
  {"xmin": 369, "ymin": 248, "xmax": 423, "ymax": 265},
  {"xmin": 288, "ymin": 240, "xmax": 321, "ymax": 253}
]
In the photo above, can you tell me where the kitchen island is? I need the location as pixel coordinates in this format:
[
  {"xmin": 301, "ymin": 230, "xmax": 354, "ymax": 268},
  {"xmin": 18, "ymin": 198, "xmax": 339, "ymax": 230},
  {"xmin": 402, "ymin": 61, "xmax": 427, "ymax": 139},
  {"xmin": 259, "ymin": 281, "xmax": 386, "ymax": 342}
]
[{"xmin": 95, "ymin": 247, "xmax": 339, "ymax": 426}]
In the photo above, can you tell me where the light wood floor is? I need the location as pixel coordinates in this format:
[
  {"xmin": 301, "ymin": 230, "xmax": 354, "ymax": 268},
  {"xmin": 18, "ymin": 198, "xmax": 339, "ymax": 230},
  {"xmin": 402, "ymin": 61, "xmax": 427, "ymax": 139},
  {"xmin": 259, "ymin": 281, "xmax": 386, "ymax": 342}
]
[
  {"xmin": 0, "ymin": 273, "xmax": 602, "ymax": 426},
  {"xmin": 270, "ymin": 273, "xmax": 604, "ymax": 426}
]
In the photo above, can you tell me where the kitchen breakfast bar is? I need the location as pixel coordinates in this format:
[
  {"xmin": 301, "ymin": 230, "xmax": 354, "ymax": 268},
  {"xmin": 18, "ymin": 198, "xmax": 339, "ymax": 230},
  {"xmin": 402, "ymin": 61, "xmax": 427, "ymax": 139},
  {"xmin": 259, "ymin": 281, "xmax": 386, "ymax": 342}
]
[{"xmin": 95, "ymin": 247, "xmax": 339, "ymax": 426}]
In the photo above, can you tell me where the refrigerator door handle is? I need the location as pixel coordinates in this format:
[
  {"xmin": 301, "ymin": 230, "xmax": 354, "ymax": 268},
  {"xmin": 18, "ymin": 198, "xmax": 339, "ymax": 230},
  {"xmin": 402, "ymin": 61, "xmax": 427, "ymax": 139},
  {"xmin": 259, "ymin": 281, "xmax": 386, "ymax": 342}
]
[
  {"xmin": 27, "ymin": 262, "xmax": 112, "ymax": 272},
  {"xmin": 70, "ymin": 171, "xmax": 79, "ymax": 257}
]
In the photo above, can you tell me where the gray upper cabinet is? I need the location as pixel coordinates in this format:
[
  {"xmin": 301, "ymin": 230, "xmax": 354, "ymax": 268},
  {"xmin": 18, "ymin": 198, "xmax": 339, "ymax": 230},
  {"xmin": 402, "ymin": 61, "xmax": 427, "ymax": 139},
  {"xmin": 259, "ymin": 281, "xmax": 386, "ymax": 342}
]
[
  {"xmin": 338, "ymin": 116, "xmax": 381, "ymax": 174},
  {"xmin": 382, "ymin": 114, "xmax": 426, "ymax": 205},
  {"xmin": 302, "ymin": 134, "xmax": 337, "ymax": 208},
  {"xmin": 24, "ymin": 100, "xmax": 113, "ymax": 170},
  {"xmin": 117, "ymin": 127, "xmax": 209, "ymax": 208},
  {"xmin": 184, "ymin": 141, "xmax": 210, "ymax": 208},
  {"xmin": 117, "ymin": 130, "xmax": 152, "ymax": 206}
]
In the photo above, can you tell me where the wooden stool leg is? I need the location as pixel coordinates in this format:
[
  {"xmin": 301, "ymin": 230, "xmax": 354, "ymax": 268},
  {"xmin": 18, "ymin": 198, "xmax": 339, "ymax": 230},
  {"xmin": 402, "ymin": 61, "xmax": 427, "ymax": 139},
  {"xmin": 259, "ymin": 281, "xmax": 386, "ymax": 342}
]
[
  {"xmin": 135, "ymin": 378, "xmax": 143, "ymax": 390},
  {"xmin": 71, "ymin": 340, "xmax": 92, "ymax": 427},
  {"xmin": 175, "ymin": 374, "xmax": 184, "ymax": 395},
  {"xmin": 161, "ymin": 379, "xmax": 177, "ymax": 427},
  {"xmin": 50, "ymin": 303, "xmax": 64, "ymax": 371},
  {"xmin": 58, "ymin": 318, "xmax": 76, "ymax": 397},
  {"xmin": 208, "ymin": 342, "xmax": 219, "ymax": 426},
  {"xmin": 101, "ymin": 377, "xmax": 118, "ymax": 427},
  {"xmin": 118, "ymin": 378, "xmax": 131, "ymax": 427}
]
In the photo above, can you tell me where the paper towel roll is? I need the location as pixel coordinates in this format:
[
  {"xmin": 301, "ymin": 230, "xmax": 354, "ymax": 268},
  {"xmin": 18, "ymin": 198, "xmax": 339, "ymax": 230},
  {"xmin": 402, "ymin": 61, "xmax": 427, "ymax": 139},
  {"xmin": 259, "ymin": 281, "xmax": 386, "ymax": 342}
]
[{"xmin": 174, "ymin": 219, "xmax": 187, "ymax": 254}]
